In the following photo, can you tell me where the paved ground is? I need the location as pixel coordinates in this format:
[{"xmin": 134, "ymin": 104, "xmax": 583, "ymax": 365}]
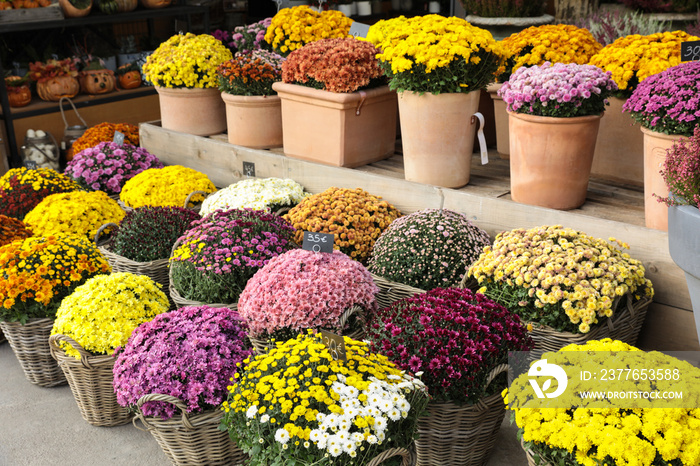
[{"xmin": 0, "ymin": 342, "xmax": 527, "ymax": 466}]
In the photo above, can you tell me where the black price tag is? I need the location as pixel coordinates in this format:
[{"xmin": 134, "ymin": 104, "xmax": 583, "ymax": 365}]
[
  {"xmin": 349, "ymin": 22, "xmax": 371, "ymax": 39},
  {"xmin": 113, "ymin": 131, "xmax": 125, "ymax": 146},
  {"xmin": 302, "ymin": 231, "xmax": 334, "ymax": 253},
  {"xmin": 320, "ymin": 330, "xmax": 347, "ymax": 361},
  {"xmin": 24, "ymin": 161, "xmax": 37, "ymax": 169},
  {"xmin": 243, "ymin": 161, "xmax": 256, "ymax": 177},
  {"xmin": 681, "ymin": 40, "xmax": 700, "ymax": 62}
]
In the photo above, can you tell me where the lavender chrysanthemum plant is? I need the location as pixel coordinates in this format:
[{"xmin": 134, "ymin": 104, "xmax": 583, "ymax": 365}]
[
  {"xmin": 113, "ymin": 305, "xmax": 253, "ymax": 419},
  {"xmin": 498, "ymin": 62, "xmax": 618, "ymax": 118},
  {"xmin": 65, "ymin": 142, "xmax": 163, "ymax": 195}
]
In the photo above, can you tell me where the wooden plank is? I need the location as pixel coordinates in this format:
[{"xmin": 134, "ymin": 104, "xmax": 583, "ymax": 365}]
[
  {"xmin": 637, "ymin": 302, "xmax": 700, "ymax": 351},
  {"xmin": 0, "ymin": 2, "xmax": 63, "ymax": 23}
]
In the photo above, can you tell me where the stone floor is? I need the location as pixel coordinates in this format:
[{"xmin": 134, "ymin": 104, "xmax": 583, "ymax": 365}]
[{"xmin": 0, "ymin": 342, "xmax": 527, "ymax": 465}]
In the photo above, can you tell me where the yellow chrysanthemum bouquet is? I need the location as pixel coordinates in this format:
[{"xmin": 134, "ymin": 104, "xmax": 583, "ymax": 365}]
[
  {"xmin": 264, "ymin": 6, "xmax": 353, "ymax": 55},
  {"xmin": 119, "ymin": 165, "xmax": 216, "ymax": 209},
  {"xmin": 222, "ymin": 331, "xmax": 429, "ymax": 466},
  {"xmin": 467, "ymin": 225, "xmax": 654, "ymax": 334},
  {"xmin": 506, "ymin": 339, "xmax": 700, "ymax": 466},
  {"xmin": 367, "ymin": 14, "xmax": 504, "ymax": 94},
  {"xmin": 588, "ymin": 31, "xmax": 700, "ymax": 96},
  {"xmin": 143, "ymin": 32, "xmax": 233, "ymax": 88},
  {"xmin": 497, "ymin": 24, "xmax": 602, "ymax": 82}
]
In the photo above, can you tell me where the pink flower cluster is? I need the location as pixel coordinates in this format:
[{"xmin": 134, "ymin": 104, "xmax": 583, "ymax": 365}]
[
  {"xmin": 499, "ymin": 62, "xmax": 618, "ymax": 118},
  {"xmin": 113, "ymin": 305, "xmax": 252, "ymax": 419},
  {"xmin": 64, "ymin": 142, "xmax": 163, "ymax": 195},
  {"xmin": 366, "ymin": 287, "xmax": 532, "ymax": 404},
  {"xmin": 238, "ymin": 249, "xmax": 378, "ymax": 338},
  {"xmin": 213, "ymin": 18, "xmax": 272, "ymax": 54},
  {"xmin": 659, "ymin": 126, "xmax": 700, "ymax": 208},
  {"xmin": 623, "ymin": 61, "xmax": 700, "ymax": 136}
]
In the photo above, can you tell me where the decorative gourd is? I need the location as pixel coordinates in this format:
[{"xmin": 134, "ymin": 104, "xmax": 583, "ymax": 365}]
[
  {"xmin": 36, "ymin": 76, "xmax": 80, "ymax": 102},
  {"xmin": 114, "ymin": 0, "xmax": 137, "ymax": 11},
  {"xmin": 5, "ymin": 76, "xmax": 32, "ymax": 108},
  {"xmin": 79, "ymin": 69, "xmax": 116, "ymax": 95},
  {"xmin": 139, "ymin": 0, "xmax": 171, "ymax": 9},
  {"xmin": 117, "ymin": 65, "xmax": 142, "ymax": 89},
  {"xmin": 58, "ymin": 0, "xmax": 92, "ymax": 17}
]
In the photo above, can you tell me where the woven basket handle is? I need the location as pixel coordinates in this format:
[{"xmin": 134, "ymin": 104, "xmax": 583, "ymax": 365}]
[
  {"xmin": 485, "ymin": 363, "xmax": 509, "ymax": 390},
  {"xmin": 275, "ymin": 206, "xmax": 291, "ymax": 216},
  {"xmin": 365, "ymin": 447, "xmax": 413, "ymax": 466},
  {"xmin": 59, "ymin": 96, "xmax": 88, "ymax": 130},
  {"xmin": 338, "ymin": 304, "xmax": 363, "ymax": 330},
  {"xmin": 94, "ymin": 222, "xmax": 119, "ymax": 245},
  {"xmin": 135, "ymin": 393, "xmax": 196, "ymax": 430},
  {"xmin": 183, "ymin": 190, "xmax": 208, "ymax": 209},
  {"xmin": 48, "ymin": 334, "xmax": 94, "ymax": 369}
]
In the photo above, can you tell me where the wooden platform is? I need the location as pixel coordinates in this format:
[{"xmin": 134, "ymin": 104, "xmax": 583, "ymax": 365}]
[{"xmin": 139, "ymin": 122, "xmax": 700, "ymax": 352}]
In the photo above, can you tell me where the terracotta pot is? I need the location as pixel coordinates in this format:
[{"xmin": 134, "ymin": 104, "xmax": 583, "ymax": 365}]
[
  {"xmin": 58, "ymin": 0, "xmax": 92, "ymax": 17},
  {"xmin": 509, "ymin": 111, "xmax": 602, "ymax": 210},
  {"xmin": 398, "ymin": 90, "xmax": 481, "ymax": 188},
  {"xmin": 487, "ymin": 82, "xmax": 508, "ymax": 159},
  {"xmin": 79, "ymin": 69, "xmax": 116, "ymax": 95},
  {"xmin": 155, "ymin": 86, "xmax": 226, "ymax": 137},
  {"xmin": 272, "ymin": 82, "xmax": 397, "ymax": 168},
  {"xmin": 590, "ymin": 96, "xmax": 644, "ymax": 186},
  {"xmin": 221, "ymin": 93, "xmax": 282, "ymax": 149},
  {"xmin": 36, "ymin": 76, "xmax": 80, "ymax": 102},
  {"xmin": 642, "ymin": 127, "xmax": 687, "ymax": 231}
]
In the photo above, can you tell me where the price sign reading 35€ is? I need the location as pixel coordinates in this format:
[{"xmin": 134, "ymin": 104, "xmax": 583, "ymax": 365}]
[
  {"xmin": 302, "ymin": 231, "xmax": 334, "ymax": 253},
  {"xmin": 320, "ymin": 330, "xmax": 347, "ymax": 361}
]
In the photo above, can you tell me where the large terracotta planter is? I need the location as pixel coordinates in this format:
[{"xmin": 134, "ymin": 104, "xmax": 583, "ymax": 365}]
[
  {"xmin": 272, "ymin": 82, "xmax": 397, "ymax": 168},
  {"xmin": 509, "ymin": 111, "xmax": 602, "ymax": 210},
  {"xmin": 642, "ymin": 127, "xmax": 686, "ymax": 231},
  {"xmin": 221, "ymin": 93, "xmax": 282, "ymax": 149},
  {"xmin": 487, "ymin": 82, "xmax": 508, "ymax": 158},
  {"xmin": 668, "ymin": 204, "xmax": 700, "ymax": 343},
  {"xmin": 590, "ymin": 96, "xmax": 644, "ymax": 186},
  {"xmin": 155, "ymin": 86, "xmax": 226, "ymax": 136},
  {"xmin": 398, "ymin": 90, "xmax": 483, "ymax": 188}
]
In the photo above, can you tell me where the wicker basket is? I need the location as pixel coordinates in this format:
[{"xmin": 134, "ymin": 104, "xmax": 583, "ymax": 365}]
[
  {"xmin": 366, "ymin": 447, "xmax": 414, "ymax": 466},
  {"xmin": 415, "ymin": 364, "xmax": 509, "ymax": 466},
  {"xmin": 527, "ymin": 294, "xmax": 652, "ymax": 357},
  {"xmin": 134, "ymin": 393, "xmax": 247, "ymax": 466},
  {"xmin": 521, "ymin": 439, "xmax": 560, "ymax": 466},
  {"xmin": 0, "ymin": 319, "xmax": 67, "ymax": 387},
  {"xmin": 247, "ymin": 305, "xmax": 366, "ymax": 355},
  {"xmin": 48, "ymin": 334, "xmax": 132, "ymax": 426},
  {"xmin": 371, "ymin": 273, "xmax": 425, "ymax": 310}
]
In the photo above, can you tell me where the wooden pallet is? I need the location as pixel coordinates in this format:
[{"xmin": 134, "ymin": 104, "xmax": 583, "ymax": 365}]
[{"xmin": 141, "ymin": 122, "xmax": 699, "ymax": 351}]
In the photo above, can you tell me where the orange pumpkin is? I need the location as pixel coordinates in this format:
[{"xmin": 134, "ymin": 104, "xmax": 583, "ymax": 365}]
[
  {"xmin": 118, "ymin": 70, "xmax": 141, "ymax": 89},
  {"xmin": 36, "ymin": 76, "xmax": 80, "ymax": 102},
  {"xmin": 139, "ymin": 0, "xmax": 171, "ymax": 8},
  {"xmin": 8, "ymin": 85, "xmax": 32, "ymax": 107},
  {"xmin": 79, "ymin": 69, "xmax": 116, "ymax": 95}
]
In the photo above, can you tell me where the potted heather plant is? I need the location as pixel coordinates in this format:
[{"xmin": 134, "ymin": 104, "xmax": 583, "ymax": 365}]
[
  {"xmin": 498, "ymin": 62, "xmax": 618, "ymax": 210},
  {"xmin": 0, "ymin": 234, "xmax": 110, "ymax": 387},
  {"xmin": 283, "ymin": 186, "xmax": 401, "ymax": 264},
  {"xmin": 217, "ymin": 50, "xmax": 286, "ymax": 149},
  {"xmin": 588, "ymin": 30, "xmax": 698, "ymax": 187},
  {"xmin": 237, "ymin": 249, "xmax": 378, "ymax": 352},
  {"xmin": 366, "ymin": 15, "xmax": 501, "ymax": 187},
  {"xmin": 0, "ymin": 167, "xmax": 84, "ymax": 220},
  {"xmin": 467, "ymin": 225, "xmax": 655, "ymax": 353},
  {"xmin": 64, "ymin": 142, "xmax": 163, "ymax": 197},
  {"xmin": 272, "ymin": 37, "xmax": 396, "ymax": 168},
  {"xmin": 119, "ymin": 165, "xmax": 216, "ymax": 210},
  {"xmin": 169, "ymin": 208, "xmax": 298, "ymax": 308},
  {"xmin": 659, "ymin": 127, "xmax": 700, "ymax": 343},
  {"xmin": 142, "ymin": 33, "xmax": 233, "ymax": 136},
  {"xmin": 223, "ymin": 332, "xmax": 429, "ymax": 466},
  {"xmin": 365, "ymin": 287, "xmax": 533, "ymax": 466},
  {"xmin": 213, "ymin": 18, "xmax": 273, "ymax": 54},
  {"xmin": 199, "ymin": 177, "xmax": 308, "ymax": 216},
  {"xmin": 49, "ymin": 272, "xmax": 169, "ymax": 426},
  {"xmin": 623, "ymin": 60, "xmax": 700, "ymax": 230},
  {"xmin": 367, "ymin": 208, "xmax": 491, "ymax": 308},
  {"xmin": 113, "ymin": 305, "xmax": 252, "ymax": 465}
]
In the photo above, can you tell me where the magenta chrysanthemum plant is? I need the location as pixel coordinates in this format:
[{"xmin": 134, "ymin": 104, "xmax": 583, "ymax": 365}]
[
  {"xmin": 169, "ymin": 209, "xmax": 298, "ymax": 304},
  {"xmin": 113, "ymin": 305, "xmax": 253, "ymax": 419},
  {"xmin": 366, "ymin": 287, "xmax": 533, "ymax": 404},
  {"xmin": 658, "ymin": 126, "xmax": 700, "ymax": 209},
  {"xmin": 368, "ymin": 208, "xmax": 490, "ymax": 290},
  {"xmin": 499, "ymin": 62, "xmax": 618, "ymax": 118},
  {"xmin": 623, "ymin": 61, "xmax": 700, "ymax": 137},
  {"xmin": 64, "ymin": 142, "xmax": 163, "ymax": 195},
  {"xmin": 238, "ymin": 249, "xmax": 378, "ymax": 340}
]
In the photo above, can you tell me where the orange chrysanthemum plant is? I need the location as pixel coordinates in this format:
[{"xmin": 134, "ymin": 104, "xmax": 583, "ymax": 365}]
[
  {"xmin": 71, "ymin": 122, "xmax": 139, "ymax": 155},
  {"xmin": 217, "ymin": 50, "xmax": 285, "ymax": 96}
]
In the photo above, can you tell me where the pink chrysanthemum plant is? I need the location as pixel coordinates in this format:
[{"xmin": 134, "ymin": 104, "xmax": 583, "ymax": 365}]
[
  {"xmin": 366, "ymin": 287, "xmax": 533, "ymax": 404},
  {"xmin": 237, "ymin": 249, "xmax": 379, "ymax": 350},
  {"xmin": 113, "ymin": 305, "xmax": 253, "ymax": 419},
  {"xmin": 499, "ymin": 61, "xmax": 618, "ymax": 118}
]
